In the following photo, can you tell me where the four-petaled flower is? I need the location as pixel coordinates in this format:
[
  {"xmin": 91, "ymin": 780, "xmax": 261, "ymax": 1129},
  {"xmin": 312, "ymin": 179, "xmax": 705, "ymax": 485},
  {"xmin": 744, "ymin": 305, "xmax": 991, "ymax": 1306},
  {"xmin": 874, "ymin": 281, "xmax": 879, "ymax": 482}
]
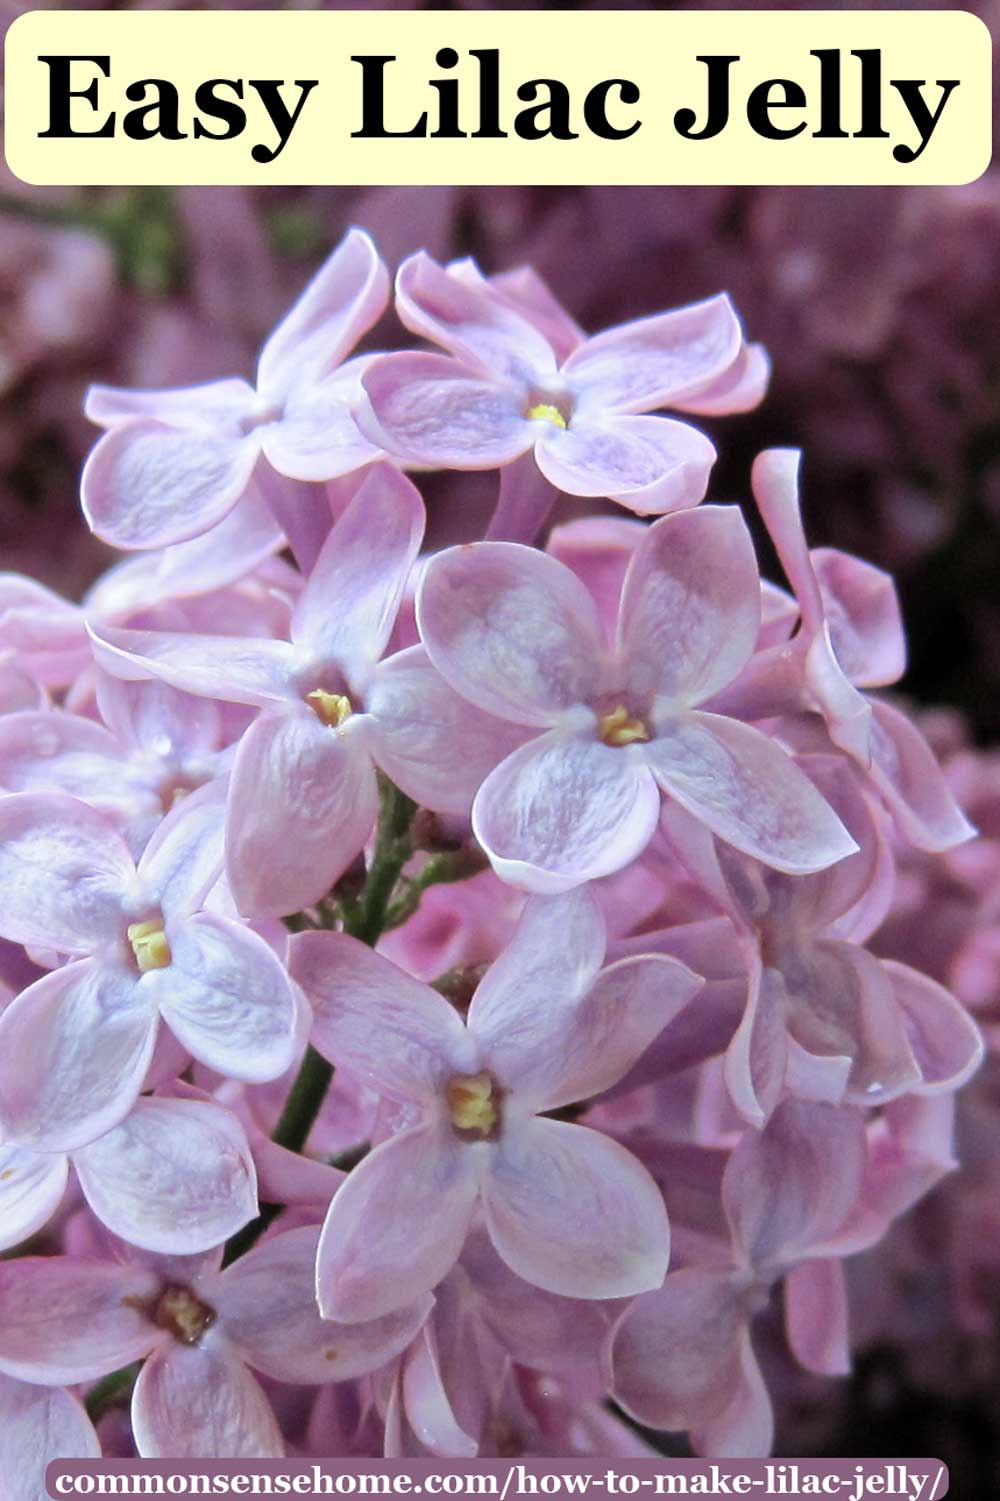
[{"xmin": 361, "ymin": 252, "xmax": 768, "ymax": 516}]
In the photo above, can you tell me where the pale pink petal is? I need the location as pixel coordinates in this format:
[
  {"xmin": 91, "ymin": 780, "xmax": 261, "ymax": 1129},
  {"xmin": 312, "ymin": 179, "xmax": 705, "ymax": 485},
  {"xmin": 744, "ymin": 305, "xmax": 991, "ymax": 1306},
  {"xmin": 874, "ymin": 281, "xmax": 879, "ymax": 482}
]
[
  {"xmin": 0, "ymin": 1375, "xmax": 100, "ymax": 1500},
  {"xmin": 784, "ymin": 1258, "xmax": 850, "ymax": 1377},
  {"xmin": 692, "ymin": 1331, "xmax": 773, "ymax": 1459},
  {"xmin": 0, "ymin": 1257, "xmax": 158, "ymax": 1384},
  {"xmin": 0, "ymin": 709, "xmax": 132, "ymax": 806},
  {"xmin": 646, "ymin": 711, "xmax": 858, "ymax": 874},
  {"xmin": 291, "ymin": 931, "xmax": 474, "ymax": 1100},
  {"xmin": 470, "ymin": 891, "xmax": 701, "ymax": 1110},
  {"xmin": 487, "ymin": 263, "xmax": 585, "ymax": 362},
  {"xmin": 723, "ymin": 1100, "xmax": 866, "ymax": 1269},
  {"xmin": 82, "ymin": 421, "xmax": 261, "ymax": 550},
  {"xmin": 146, "ymin": 913, "xmax": 298, "ymax": 1081},
  {"xmin": 546, "ymin": 515, "xmax": 645, "ymax": 643},
  {"xmin": 566, "ymin": 295, "xmax": 743, "ymax": 414},
  {"xmin": 758, "ymin": 580, "xmax": 800, "ymax": 647},
  {"xmin": 0, "ymin": 791, "xmax": 133, "ymax": 951},
  {"xmin": 676, "ymin": 343, "xmax": 771, "ymax": 416},
  {"xmin": 474, "ymin": 732, "xmax": 661, "ymax": 893},
  {"xmin": 724, "ymin": 964, "xmax": 791, "ymax": 1127},
  {"xmin": 787, "ymin": 941, "xmax": 921, "ymax": 1106},
  {"xmin": 751, "ymin": 449, "xmax": 825, "ymax": 628},
  {"xmin": 866, "ymin": 699, "xmax": 976, "ymax": 851},
  {"xmin": 218, "ymin": 1225, "xmax": 430, "ymax": 1383},
  {"xmin": 0, "ymin": 576, "xmax": 87, "ymax": 689},
  {"xmin": 257, "ymin": 227, "xmax": 388, "ymax": 396},
  {"xmin": 292, "ymin": 462, "xmax": 424, "ymax": 671},
  {"xmin": 0, "ymin": 961, "xmax": 156, "ymax": 1152},
  {"xmin": 96, "ymin": 673, "xmax": 220, "ymax": 761},
  {"xmin": 396, "ymin": 251, "xmax": 556, "ymax": 384},
  {"xmin": 252, "ymin": 470, "xmax": 336, "ymax": 577},
  {"xmin": 401, "ymin": 1327, "xmax": 478, "ymax": 1459},
  {"xmin": 608, "ymin": 974, "xmax": 745, "ymax": 1096},
  {"xmin": 368, "ymin": 646, "xmax": 525, "ymax": 816},
  {"xmin": 131, "ymin": 1338, "xmax": 284, "ymax": 1459},
  {"xmin": 362, "ymin": 354, "xmax": 533, "ymax": 469},
  {"xmin": 883, "ymin": 960, "xmax": 984, "ymax": 1093},
  {"xmin": 618, "ymin": 505, "xmax": 760, "ymax": 709},
  {"xmin": 261, "ymin": 362, "xmax": 381, "ymax": 482},
  {"xmin": 0, "ymin": 1144, "xmax": 69, "ymax": 1251},
  {"xmin": 73, "ymin": 1096, "xmax": 258, "ymax": 1254},
  {"xmin": 89, "ymin": 624, "xmax": 297, "ymax": 709},
  {"xmin": 610, "ymin": 1268, "xmax": 746, "ymax": 1431},
  {"xmin": 467, "ymin": 884, "xmax": 606, "ymax": 1054},
  {"xmin": 535, "ymin": 414, "xmax": 715, "ymax": 514},
  {"xmin": 85, "ymin": 378, "xmax": 256, "ymax": 430},
  {"xmin": 418, "ymin": 542, "xmax": 604, "ymax": 726},
  {"xmin": 225, "ymin": 709, "xmax": 377, "ymax": 917},
  {"xmin": 137, "ymin": 776, "xmax": 228, "ymax": 918},
  {"xmin": 483, "ymin": 1118, "xmax": 669, "ymax": 1299},
  {"xmin": 86, "ymin": 485, "xmax": 285, "ymax": 619},
  {"xmin": 784, "ymin": 1035, "xmax": 853, "ymax": 1108},
  {"xmin": 0, "ymin": 658, "xmax": 45, "ymax": 713},
  {"xmin": 317, "ymin": 1125, "xmax": 480, "ymax": 1322},
  {"xmin": 462, "ymin": 1231, "xmax": 613, "ymax": 1373},
  {"xmin": 812, "ymin": 548, "xmax": 906, "ymax": 687}
]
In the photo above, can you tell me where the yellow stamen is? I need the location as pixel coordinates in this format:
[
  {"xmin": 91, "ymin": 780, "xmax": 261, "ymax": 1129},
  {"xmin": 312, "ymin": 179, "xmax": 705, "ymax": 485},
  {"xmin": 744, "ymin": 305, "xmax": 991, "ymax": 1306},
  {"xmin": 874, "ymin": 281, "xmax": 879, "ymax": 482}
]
[
  {"xmin": 127, "ymin": 919, "xmax": 171, "ymax": 973},
  {"xmin": 446, "ymin": 1072, "xmax": 497, "ymax": 1137},
  {"xmin": 526, "ymin": 403, "xmax": 567, "ymax": 429},
  {"xmin": 307, "ymin": 689, "xmax": 353, "ymax": 728},
  {"xmin": 598, "ymin": 705, "xmax": 650, "ymax": 747},
  {"xmin": 153, "ymin": 1284, "xmax": 216, "ymax": 1345}
]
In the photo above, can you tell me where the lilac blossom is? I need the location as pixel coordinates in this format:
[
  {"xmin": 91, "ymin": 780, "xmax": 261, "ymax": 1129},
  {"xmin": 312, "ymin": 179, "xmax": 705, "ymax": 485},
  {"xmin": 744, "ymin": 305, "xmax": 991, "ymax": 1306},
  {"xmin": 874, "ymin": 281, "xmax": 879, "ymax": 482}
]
[
  {"xmin": 659, "ymin": 756, "xmax": 983, "ymax": 1124},
  {"xmin": 291, "ymin": 889, "xmax": 700, "ymax": 1320},
  {"xmin": 0, "ymin": 783, "xmax": 298, "ymax": 1149},
  {"xmin": 91, "ymin": 463, "xmax": 518, "ymax": 917},
  {"xmin": 0, "ymin": 1226, "xmax": 429, "ymax": 1459},
  {"xmin": 361, "ymin": 252, "xmax": 767, "ymax": 518},
  {"xmin": 720, "ymin": 448, "xmax": 976, "ymax": 854},
  {"xmin": 417, "ymin": 504, "xmax": 856, "ymax": 892},
  {"xmin": 80, "ymin": 229, "xmax": 387, "ymax": 550},
  {"xmin": 610, "ymin": 1101, "xmax": 868, "ymax": 1456},
  {"xmin": 0, "ymin": 223, "xmax": 989, "ymax": 1465}
]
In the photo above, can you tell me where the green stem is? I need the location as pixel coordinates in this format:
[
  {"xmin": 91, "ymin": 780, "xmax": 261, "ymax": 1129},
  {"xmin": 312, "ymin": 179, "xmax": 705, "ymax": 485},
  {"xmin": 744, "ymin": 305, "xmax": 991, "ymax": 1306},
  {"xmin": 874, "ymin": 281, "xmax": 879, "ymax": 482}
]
[
  {"xmin": 271, "ymin": 1044, "xmax": 334, "ymax": 1156},
  {"xmin": 222, "ymin": 778, "xmax": 417, "ymax": 1266},
  {"xmin": 85, "ymin": 1362, "xmax": 141, "ymax": 1423}
]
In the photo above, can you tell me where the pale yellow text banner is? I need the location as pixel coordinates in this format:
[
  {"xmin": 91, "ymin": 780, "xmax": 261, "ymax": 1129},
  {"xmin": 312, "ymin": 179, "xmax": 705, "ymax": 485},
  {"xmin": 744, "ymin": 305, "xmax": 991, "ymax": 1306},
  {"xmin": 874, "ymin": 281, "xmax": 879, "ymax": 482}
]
[{"xmin": 3, "ymin": 9, "xmax": 992, "ymax": 186}]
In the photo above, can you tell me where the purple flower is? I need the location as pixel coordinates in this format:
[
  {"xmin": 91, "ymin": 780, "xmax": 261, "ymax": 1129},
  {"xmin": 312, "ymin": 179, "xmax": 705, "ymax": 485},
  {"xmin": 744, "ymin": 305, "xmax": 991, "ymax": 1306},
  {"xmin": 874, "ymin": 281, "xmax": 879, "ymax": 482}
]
[
  {"xmin": 417, "ymin": 504, "xmax": 856, "ymax": 893},
  {"xmin": 361, "ymin": 252, "xmax": 767, "ymax": 515},
  {"xmin": 0, "ymin": 676, "xmax": 231, "ymax": 856},
  {"xmin": 0, "ymin": 783, "xmax": 298, "ymax": 1149},
  {"xmin": 610, "ymin": 1101, "xmax": 868, "ymax": 1458},
  {"xmin": 81, "ymin": 229, "xmax": 388, "ymax": 550},
  {"xmin": 733, "ymin": 449, "xmax": 975, "ymax": 853},
  {"xmin": 660, "ymin": 756, "xmax": 983, "ymax": 1124},
  {"xmin": 291, "ymin": 888, "xmax": 700, "ymax": 1321},
  {"xmin": 0, "ymin": 1226, "xmax": 429, "ymax": 1459},
  {"xmin": 92, "ymin": 464, "xmax": 518, "ymax": 917}
]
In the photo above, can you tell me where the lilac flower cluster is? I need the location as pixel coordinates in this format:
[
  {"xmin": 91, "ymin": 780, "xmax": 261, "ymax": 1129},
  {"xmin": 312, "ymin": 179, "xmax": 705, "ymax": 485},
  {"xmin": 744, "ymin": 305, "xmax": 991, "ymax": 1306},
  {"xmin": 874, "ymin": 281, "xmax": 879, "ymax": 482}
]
[{"xmin": 0, "ymin": 229, "xmax": 986, "ymax": 1486}]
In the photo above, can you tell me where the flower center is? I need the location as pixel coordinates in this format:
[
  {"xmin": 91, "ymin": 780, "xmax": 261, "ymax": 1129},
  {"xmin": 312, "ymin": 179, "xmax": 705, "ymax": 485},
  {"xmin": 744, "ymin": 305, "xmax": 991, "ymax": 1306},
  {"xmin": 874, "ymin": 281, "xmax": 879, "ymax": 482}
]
[
  {"xmin": 526, "ymin": 403, "xmax": 567, "ymax": 429},
  {"xmin": 127, "ymin": 917, "xmax": 171, "ymax": 972},
  {"xmin": 152, "ymin": 1283, "xmax": 216, "ymax": 1346},
  {"xmin": 307, "ymin": 689, "xmax": 353, "ymax": 728},
  {"xmin": 238, "ymin": 398, "xmax": 283, "ymax": 436},
  {"xmin": 597, "ymin": 705, "xmax": 649, "ymax": 747},
  {"xmin": 446, "ymin": 1071, "xmax": 499, "ymax": 1138}
]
